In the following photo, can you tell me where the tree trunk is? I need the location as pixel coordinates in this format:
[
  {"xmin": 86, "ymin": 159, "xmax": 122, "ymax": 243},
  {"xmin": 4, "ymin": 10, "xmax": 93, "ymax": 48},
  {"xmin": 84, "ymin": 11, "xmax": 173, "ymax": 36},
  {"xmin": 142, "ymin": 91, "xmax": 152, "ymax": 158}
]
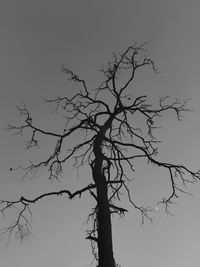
[
  {"xmin": 92, "ymin": 156, "xmax": 115, "ymax": 267},
  {"xmin": 92, "ymin": 115, "xmax": 116, "ymax": 266},
  {"xmin": 96, "ymin": 177, "xmax": 115, "ymax": 267}
]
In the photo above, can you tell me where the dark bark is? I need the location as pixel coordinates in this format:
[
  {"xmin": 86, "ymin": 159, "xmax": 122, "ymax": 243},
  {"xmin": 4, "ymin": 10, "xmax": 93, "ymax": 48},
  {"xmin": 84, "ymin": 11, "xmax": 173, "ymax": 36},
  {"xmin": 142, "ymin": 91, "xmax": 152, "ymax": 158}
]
[
  {"xmin": 92, "ymin": 116, "xmax": 116, "ymax": 267},
  {"xmin": 93, "ymin": 162, "xmax": 115, "ymax": 267}
]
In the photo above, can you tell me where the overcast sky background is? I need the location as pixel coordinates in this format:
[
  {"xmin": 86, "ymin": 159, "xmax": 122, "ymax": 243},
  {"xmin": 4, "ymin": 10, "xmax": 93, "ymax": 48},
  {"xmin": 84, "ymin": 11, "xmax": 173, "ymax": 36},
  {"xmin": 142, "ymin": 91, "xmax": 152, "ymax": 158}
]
[{"xmin": 0, "ymin": 0, "xmax": 200, "ymax": 266}]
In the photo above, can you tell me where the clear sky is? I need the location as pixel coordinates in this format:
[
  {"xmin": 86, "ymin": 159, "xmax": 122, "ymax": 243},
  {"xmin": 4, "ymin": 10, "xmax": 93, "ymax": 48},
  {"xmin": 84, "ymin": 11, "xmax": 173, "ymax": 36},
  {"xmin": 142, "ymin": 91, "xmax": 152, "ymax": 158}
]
[{"xmin": 0, "ymin": 0, "xmax": 200, "ymax": 266}]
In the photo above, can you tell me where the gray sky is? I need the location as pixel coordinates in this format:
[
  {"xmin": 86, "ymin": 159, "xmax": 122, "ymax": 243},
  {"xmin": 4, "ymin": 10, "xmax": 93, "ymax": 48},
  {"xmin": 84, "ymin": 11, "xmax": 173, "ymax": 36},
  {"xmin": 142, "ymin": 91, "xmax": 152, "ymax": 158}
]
[{"xmin": 0, "ymin": 0, "xmax": 200, "ymax": 266}]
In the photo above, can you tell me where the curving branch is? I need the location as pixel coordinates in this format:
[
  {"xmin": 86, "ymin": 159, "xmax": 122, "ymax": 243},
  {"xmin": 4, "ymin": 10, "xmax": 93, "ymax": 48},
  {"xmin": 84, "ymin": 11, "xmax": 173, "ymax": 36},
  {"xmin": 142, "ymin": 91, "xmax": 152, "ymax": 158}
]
[{"xmin": 0, "ymin": 183, "xmax": 96, "ymax": 243}]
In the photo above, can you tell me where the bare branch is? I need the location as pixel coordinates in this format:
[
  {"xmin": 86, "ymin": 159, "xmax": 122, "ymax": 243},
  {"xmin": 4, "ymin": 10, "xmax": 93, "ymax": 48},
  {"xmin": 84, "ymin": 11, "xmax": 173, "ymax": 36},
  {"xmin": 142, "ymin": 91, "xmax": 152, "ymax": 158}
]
[{"xmin": 0, "ymin": 183, "xmax": 96, "ymax": 243}]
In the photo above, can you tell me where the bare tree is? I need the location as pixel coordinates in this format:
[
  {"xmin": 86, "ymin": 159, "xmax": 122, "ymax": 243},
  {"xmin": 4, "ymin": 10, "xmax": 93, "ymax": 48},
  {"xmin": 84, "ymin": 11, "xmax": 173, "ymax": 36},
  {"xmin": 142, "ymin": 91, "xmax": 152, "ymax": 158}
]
[{"xmin": 1, "ymin": 43, "xmax": 199, "ymax": 267}]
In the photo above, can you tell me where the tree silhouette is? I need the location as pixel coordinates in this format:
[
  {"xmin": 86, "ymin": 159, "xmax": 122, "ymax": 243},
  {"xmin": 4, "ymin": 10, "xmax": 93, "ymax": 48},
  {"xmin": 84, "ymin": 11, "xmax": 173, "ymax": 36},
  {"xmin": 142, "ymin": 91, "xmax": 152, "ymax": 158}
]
[{"xmin": 1, "ymin": 43, "xmax": 199, "ymax": 267}]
